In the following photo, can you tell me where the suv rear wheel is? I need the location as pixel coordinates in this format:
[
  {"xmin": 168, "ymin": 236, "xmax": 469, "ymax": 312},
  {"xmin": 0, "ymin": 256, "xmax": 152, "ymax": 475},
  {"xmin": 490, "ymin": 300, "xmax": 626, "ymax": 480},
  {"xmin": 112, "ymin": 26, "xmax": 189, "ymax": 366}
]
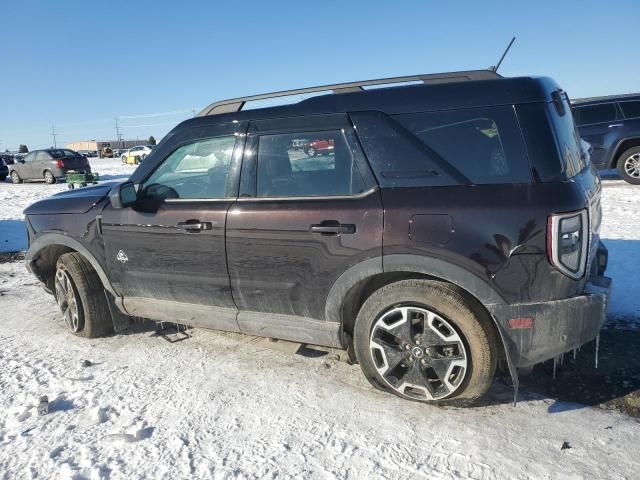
[
  {"xmin": 354, "ymin": 279, "xmax": 497, "ymax": 405},
  {"xmin": 54, "ymin": 252, "xmax": 113, "ymax": 338},
  {"xmin": 617, "ymin": 147, "xmax": 640, "ymax": 185}
]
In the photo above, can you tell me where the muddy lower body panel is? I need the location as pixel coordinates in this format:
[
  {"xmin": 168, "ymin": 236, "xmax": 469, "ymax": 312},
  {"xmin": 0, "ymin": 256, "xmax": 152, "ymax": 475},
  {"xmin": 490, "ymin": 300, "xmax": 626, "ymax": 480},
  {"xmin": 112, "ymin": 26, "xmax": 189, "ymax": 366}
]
[{"xmin": 488, "ymin": 275, "xmax": 612, "ymax": 367}]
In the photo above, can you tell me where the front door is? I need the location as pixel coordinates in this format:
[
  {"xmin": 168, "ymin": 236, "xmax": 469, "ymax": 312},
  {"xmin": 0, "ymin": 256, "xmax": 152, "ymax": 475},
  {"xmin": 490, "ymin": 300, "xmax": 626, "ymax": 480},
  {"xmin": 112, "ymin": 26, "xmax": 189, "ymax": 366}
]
[
  {"xmin": 101, "ymin": 123, "xmax": 246, "ymax": 331},
  {"xmin": 226, "ymin": 114, "xmax": 383, "ymax": 340}
]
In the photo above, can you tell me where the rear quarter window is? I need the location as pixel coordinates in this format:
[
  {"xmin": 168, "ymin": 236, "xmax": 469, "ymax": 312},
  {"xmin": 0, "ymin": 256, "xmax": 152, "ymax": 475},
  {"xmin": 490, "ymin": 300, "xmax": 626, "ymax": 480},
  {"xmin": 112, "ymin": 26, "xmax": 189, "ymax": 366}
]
[
  {"xmin": 393, "ymin": 106, "xmax": 531, "ymax": 185},
  {"xmin": 620, "ymin": 100, "xmax": 640, "ymax": 119},
  {"xmin": 548, "ymin": 96, "xmax": 586, "ymax": 178}
]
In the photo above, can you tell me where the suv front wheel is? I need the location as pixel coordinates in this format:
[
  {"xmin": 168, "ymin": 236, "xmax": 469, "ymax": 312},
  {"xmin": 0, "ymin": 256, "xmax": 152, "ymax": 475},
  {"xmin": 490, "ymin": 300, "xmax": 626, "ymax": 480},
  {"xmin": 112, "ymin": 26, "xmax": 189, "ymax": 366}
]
[
  {"xmin": 54, "ymin": 252, "xmax": 114, "ymax": 338},
  {"xmin": 354, "ymin": 279, "xmax": 497, "ymax": 405},
  {"xmin": 617, "ymin": 146, "xmax": 640, "ymax": 185}
]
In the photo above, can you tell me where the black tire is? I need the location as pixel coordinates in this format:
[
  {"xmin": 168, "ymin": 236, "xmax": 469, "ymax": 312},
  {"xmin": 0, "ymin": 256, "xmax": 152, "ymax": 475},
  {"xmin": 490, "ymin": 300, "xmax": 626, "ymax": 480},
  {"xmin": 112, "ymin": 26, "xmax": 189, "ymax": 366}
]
[
  {"xmin": 140, "ymin": 154, "xmax": 147, "ymax": 162},
  {"xmin": 10, "ymin": 170, "xmax": 22, "ymax": 184},
  {"xmin": 121, "ymin": 155, "xmax": 127, "ymax": 164},
  {"xmin": 54, "ymin": 252, "xmax": 113, "ymax": 338},
  {"xmin": 617, "ymin": 147, "xmax": 640, "ymax": 185},
  {"xmin": 353, "ymin": 279, "xmax": 497, "ymax": 405},
  {"xmin": 44, "ymin": 170, "xmax": 56, "ymax": 184},
  {"xmin": 306, "ymin": 147, "xmax": 316, "ymax": 157}
]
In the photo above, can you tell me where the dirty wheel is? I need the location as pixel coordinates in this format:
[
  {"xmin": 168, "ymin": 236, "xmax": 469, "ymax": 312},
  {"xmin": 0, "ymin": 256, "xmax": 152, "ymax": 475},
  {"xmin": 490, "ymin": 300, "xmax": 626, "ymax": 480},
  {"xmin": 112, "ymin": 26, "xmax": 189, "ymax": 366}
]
[
  {"xmin": 121, "ymin": 155, "xmax": 127, "ymax": 164},
  {"xmin": 354, "ymin": 279, "xmax": 497, "ymax": 405},
  {"xmin": 44, "ymin": 170, "xmax": 56, "ymax": 184},
  {"xmin": 11, "ymin": 170, "xmax": 22, "ymax": 184},
  {"xmin": 306, "ymin": 146, "xmax": 316, "ymax": 157},
  {"xmin": 55, "ymin": 252, "xmax": 113, "ymax": 338},
  {"xmin": 618, "ymin": 147, "xmax": 640, "ymax": 185}
]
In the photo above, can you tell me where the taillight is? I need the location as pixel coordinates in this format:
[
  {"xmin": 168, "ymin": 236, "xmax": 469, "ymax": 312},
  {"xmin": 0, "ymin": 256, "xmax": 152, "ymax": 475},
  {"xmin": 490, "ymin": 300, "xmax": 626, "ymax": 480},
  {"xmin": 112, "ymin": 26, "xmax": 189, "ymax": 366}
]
[
  {"xmin": 54, "ymin": 160, "xmax": 64, "ymax": 168},
  {"xmin": 547, "ymin": 209, "xmax": 589, "ymax": 279}
]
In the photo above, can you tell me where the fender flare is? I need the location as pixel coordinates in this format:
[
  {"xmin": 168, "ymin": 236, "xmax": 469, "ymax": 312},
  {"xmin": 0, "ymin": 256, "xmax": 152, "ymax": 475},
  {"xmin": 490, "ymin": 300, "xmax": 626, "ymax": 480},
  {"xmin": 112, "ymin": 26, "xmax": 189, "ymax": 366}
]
[
  {"xmin": 325, "ymin": 254, "xmax": 506, "ymax": 324},
  {"xmin": 25, "ymin": 233, "xmax": 118, "ymax": 298},
  {"xmin": 609, "ymin": 136, "xmax": 640, "ymax": 168}
]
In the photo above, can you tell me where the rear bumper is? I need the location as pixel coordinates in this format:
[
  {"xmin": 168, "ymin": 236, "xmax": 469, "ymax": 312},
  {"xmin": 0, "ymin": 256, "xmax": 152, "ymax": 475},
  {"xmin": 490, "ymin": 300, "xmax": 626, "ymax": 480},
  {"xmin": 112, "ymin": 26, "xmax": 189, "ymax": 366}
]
[{"xmin": 488, "ymin": 274, "xmax": 612, "ymax": 367}]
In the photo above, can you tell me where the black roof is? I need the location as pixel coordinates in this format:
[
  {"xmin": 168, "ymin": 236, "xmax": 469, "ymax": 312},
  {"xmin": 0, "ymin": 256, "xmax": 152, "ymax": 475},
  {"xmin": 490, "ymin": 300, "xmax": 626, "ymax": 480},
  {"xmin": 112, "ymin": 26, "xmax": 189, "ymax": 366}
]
[
  {"xmin": 571, "ymin": 93, "xmax": 640, "ymax": 106},
  {"xmin": 180, "ymin": 75, "xmax": 560, "ymax": 131}
]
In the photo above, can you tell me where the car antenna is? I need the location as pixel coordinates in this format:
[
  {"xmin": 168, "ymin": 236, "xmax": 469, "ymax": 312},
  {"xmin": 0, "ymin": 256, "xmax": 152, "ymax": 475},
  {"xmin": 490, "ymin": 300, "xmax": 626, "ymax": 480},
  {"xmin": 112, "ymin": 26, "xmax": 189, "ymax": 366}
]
[{"xmin": 490, "ymin": 36, "xmax": 516, "ymax": 73}]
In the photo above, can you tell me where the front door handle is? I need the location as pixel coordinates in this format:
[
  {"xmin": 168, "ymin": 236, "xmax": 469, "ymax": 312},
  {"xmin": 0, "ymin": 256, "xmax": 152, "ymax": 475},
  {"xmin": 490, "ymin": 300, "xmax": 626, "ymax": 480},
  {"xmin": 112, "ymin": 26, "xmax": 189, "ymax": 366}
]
[
  {"xmin": 177, "ymin": 220, "xmax": 213, "ymax": 232},
  {"xmin": 310, "ymin": 220, "xmax": 356, "ymax": 236},
  {"xmin": 608, "ymin": 123, "xmax": 623, "ymax": 128}
]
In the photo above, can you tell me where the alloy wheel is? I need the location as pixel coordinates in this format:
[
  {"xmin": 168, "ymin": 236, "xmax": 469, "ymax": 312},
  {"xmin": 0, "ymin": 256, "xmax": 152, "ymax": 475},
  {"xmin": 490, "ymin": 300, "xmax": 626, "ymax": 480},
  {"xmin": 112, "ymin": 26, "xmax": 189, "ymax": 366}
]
[
  {"xmin": 624, "ymin": 153, "xmax": 640, "ymax": 178},
  {"xmin": 369, "ymin": 305, "xmax": 468, "ymax": 401},
  {"xmin": 54, "ymin": 268, "xmax": 82, "ymax": 333},
  {"xmin": 307, "ymin": 147, "xmax": 316, "ymax": 157},
  {"xmin": 44, "ymin": 171, "xmax": 55, "ymax": 184}
]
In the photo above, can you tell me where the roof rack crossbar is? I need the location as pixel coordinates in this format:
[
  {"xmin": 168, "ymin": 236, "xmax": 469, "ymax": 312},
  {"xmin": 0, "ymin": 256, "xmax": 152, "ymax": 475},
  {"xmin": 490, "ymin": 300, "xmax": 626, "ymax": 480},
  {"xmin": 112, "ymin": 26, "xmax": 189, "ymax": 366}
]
[{"xmin": 197, "ymin": 69, "xmax": 501, "ymax": 117}]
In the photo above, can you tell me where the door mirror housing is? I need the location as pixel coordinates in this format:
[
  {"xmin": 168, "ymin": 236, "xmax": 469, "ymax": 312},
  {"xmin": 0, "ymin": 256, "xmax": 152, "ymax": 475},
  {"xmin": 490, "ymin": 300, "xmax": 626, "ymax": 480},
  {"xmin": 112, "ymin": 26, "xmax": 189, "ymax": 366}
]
[{"xmin": 109, "ymin": 181, "xmax": 138, "ymax": 209}]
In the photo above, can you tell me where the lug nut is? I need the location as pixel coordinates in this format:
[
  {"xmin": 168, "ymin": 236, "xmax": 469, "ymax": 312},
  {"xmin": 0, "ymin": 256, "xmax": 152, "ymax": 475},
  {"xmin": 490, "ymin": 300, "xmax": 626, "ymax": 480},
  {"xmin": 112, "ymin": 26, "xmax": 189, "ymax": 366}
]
[
  {"xmin": 421, "ymin": 359, "xmax": 427, "ymax": 366},
  {"xmin": 404, "ymin": 344, "xmax": 411, "ymax": 350},
  {"xmin": 415, "ymin": 339, "xmax": 422, "ymax": 346}
]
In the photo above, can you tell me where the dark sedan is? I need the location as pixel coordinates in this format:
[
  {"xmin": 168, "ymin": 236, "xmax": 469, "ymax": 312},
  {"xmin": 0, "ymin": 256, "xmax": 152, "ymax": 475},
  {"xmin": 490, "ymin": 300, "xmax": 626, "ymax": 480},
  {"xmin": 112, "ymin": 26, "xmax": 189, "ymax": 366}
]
[{"xmin": 9, "ymin": 149, "xmax": 91, "ymax": 184}]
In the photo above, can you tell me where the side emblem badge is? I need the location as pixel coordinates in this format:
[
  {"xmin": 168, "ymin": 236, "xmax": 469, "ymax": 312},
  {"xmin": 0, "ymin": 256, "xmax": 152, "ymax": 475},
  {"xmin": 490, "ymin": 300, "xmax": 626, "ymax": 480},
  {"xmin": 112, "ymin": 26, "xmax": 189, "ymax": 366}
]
[{"xmin": 116, "ymin": 250, "xmax": 129, "ymax": 264}]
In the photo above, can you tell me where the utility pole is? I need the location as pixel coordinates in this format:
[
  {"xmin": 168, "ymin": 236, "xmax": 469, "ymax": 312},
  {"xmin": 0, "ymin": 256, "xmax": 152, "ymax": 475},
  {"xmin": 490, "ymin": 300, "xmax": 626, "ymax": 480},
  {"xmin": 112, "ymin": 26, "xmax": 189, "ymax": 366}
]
[
  {"xmin": 115, "ymin": 117, "xmax": 122, "ymax": 148},
  {"xmin": 51, "ymin": 126, "xmax": 58, "ymax": 148},
  {"xmin": 192, "ymin": 109, "xmax": 197, "ymax": 118}
]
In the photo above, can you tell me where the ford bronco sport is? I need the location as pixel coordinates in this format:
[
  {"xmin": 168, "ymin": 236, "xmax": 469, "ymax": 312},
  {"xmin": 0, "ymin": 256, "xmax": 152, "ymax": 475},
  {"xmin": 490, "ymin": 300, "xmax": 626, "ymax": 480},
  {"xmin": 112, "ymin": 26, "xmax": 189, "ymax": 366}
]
[{"xmin": 24, "ymin": 70, "xmax": 611, "ymax": 405}]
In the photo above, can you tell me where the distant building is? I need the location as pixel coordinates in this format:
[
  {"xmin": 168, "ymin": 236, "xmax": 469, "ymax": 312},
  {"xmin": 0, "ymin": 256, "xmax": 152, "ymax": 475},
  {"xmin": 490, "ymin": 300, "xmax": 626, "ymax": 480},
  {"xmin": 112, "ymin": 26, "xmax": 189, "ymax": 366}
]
[{"xmin": 65, "ymin": 139, "xmax": 149, "ymax": 151}]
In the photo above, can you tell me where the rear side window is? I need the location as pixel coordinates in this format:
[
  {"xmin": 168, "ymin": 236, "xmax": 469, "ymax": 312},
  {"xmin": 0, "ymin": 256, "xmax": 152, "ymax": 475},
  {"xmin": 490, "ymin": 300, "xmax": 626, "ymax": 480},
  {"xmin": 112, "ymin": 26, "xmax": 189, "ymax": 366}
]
[
  {"xmin": 574, "ymin": 103, "xmax": 617, "ymax": 126},
  {"xmin": 620, "ymin": 101, "xmax": 640, "ymax": 119},
  {"xmin": 394, "ymin": 106, "xmax": 531, "ymax": 185},
  {"xmin": 256, "ymin": 130, "xmax": 366, "ymax": 197}
]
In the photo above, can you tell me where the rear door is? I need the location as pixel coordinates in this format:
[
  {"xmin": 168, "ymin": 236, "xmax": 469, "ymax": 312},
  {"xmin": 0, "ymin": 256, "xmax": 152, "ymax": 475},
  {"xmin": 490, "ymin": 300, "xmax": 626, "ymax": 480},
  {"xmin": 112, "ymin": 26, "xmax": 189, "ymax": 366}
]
[
  {"xmin": 17, "ymin": 152, "xmax": 37, "ymax": 178},
  {"xmin": 573, "ymin": 102, "xmax": 622, "ymax": 167},
  {"xmin": 34, "ymin": 151, "xmax": 53, "ymax": 179},
  {"xmin": 101, "ymin": 121, "xmax": 247, "ymax": 330},
  {"xmin": 226, "ymin": 114, "xmax": 382, "ymax": 334}
]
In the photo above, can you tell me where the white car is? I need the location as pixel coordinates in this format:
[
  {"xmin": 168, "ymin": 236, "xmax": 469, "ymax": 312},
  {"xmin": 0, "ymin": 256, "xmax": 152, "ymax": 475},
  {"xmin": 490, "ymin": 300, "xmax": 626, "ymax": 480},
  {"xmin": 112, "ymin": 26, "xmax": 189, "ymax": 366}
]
[{"xmin": 121, "ymin": 145, "xmax": 153, "ymax": 164}]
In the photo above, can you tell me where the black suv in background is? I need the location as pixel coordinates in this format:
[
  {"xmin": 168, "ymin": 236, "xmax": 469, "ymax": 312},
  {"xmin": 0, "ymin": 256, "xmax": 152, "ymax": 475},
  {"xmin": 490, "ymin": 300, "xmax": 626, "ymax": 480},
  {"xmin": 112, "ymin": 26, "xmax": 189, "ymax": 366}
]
[
  {"xmin": 572, "ymin": 94, "xmax": 640, "ymax": 184},
  {"xmin": 23, "ymin": 70, "xmax": 611, "ymax": 405}
]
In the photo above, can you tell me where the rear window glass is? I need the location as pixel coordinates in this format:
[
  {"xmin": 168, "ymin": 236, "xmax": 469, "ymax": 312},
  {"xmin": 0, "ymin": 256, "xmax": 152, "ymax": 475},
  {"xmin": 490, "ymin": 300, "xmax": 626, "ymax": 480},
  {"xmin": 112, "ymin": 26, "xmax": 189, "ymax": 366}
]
[
  {"xmin": 394, "ymin": 106, "xmax": 531, "ymax": 185},
  {"xmin": 49, "ymin": 149, "xmax": 78, "ymax": 158},
  {"xmin": 620, "ymin": 101, "xmax": 640, "ymax": 119},
  {"xmin": 550, "ymin": 96, "xmax": 586, "ymax": 178},
  {"xmin": 574, "ymin": 103, "xmax": 617, "ymax": 125}
]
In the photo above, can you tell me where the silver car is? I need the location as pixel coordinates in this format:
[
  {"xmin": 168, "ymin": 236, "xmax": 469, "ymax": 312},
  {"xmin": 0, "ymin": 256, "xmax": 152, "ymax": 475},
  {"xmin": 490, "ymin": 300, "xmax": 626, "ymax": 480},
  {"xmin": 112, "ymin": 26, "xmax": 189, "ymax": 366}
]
[{"xmin": 9, "ymin": 149, "xmax": 91, "ymax": 184}]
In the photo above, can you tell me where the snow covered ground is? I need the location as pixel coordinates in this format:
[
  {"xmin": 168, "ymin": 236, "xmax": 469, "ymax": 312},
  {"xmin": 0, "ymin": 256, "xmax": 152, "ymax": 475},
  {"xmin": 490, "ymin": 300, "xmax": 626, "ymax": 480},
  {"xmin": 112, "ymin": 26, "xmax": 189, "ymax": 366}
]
[{"xmin": 1, "ymin": 160, "xmax": 639, "ymax": 479}]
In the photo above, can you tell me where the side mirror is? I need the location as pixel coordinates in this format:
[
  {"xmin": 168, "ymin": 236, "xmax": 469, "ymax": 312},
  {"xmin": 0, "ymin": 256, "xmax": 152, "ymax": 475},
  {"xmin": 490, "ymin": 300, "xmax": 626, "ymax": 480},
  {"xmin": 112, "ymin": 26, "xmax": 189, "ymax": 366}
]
[{"xmin": 109, "ymin": 181, "xmax": 138, "ymax": 209}]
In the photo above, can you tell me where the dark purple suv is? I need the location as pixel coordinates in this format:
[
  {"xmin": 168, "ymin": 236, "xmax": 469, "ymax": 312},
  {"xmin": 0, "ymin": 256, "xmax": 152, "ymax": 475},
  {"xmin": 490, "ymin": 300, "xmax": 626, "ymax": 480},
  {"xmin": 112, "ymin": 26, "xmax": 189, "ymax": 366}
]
[{"xmin": 23, "ymin": 70, "xmax": 611, "ymax": 405}]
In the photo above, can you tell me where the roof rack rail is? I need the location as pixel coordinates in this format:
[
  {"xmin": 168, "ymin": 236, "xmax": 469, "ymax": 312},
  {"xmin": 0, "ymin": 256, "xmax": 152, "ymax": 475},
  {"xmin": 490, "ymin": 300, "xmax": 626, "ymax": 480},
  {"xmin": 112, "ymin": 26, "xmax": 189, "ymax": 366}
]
[{"xmin": 197, "ymin": 69, "xmax": 502, "ymax": 117}]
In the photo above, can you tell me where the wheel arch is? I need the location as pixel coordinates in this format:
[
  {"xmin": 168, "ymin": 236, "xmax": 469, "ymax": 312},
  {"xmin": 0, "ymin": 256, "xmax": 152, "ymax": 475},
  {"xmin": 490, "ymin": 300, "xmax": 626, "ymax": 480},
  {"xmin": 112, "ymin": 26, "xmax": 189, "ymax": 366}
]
[
  {"xmin": 610, "ymin": 137, "xmax": 640, "ymax": 168},
  {"xmin": 26, "ymin": 233, "xmax": 117, "ymax": 298}
]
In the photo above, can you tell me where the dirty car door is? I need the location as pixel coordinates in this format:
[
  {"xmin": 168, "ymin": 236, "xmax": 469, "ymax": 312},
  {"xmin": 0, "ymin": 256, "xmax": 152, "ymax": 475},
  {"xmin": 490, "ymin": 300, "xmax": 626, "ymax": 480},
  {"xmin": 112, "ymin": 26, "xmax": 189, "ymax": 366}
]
[
  {"xmin": 101, "ymin": 122, "xmax": 247, "ymax": 330},
  {"xmin": 226, "ymin": 114, "xmax": 382, "ymax": 339}
]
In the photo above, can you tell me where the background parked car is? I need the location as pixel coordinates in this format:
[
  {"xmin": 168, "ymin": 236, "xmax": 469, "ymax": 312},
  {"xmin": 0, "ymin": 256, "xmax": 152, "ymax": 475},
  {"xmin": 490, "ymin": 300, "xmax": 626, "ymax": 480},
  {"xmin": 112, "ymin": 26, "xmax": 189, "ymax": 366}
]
[
  {"xmin": 99, "ymin": 146, "xmax": 114, "ymax": 158},
  {"xmin": 9, "ymin": 148, "xmax": 91, "ymax": 184},
  {"xmin": 0, "ymin": 153, "xmax": 15, "ymax": 165},
  {"xmin": 572, "ymin": 94, "xmax": 640, "ymax": 184},
  {"xmin": 121, "ymin": 145, "xmax": 153, "ymax": 164},
  {"xmin": 0, "ymin": 157, "xmax": 8, "ymax": 181},
  {"xmin": 304, "ymin": 138, "xmax": 335, "ymax": 156}
]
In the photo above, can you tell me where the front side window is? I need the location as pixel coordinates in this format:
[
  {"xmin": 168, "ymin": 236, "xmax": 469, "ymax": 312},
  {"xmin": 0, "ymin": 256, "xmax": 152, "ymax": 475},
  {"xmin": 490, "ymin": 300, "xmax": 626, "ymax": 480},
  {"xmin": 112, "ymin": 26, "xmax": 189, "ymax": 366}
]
[
  {"xmin": 574, "ymin": 103, "xmax": 617, "ymax": 125},
  {"xmin": 395, "ymin": 107, "xmax": 531, "ymax": 184},
  {"xmin": 620, "ymin": 100, "xmax": 640, "ymax": 119},
  {"xmin": 24, "ymin": 152, "xmax": 37, "ymax": 162},
  {"xmin": 256, "ymin": 130, "xmax": 366, "ymax": 197},
  {"xmin": 142, "ymin": 135, "xmax": 237, "ymax": 200}
]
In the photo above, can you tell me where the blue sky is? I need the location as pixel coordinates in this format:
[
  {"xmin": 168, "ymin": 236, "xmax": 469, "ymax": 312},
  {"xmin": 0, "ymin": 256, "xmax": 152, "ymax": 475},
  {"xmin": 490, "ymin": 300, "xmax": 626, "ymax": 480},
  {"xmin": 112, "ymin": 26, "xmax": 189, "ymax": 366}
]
[{"xmin": 1, "ymin": 0, "xmax": 638, "ymax": 151}]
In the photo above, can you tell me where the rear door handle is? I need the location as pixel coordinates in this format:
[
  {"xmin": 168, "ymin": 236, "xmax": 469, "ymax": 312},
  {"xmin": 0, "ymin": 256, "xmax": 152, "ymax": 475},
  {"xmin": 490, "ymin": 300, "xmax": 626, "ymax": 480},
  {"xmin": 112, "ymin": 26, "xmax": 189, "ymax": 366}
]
[
  {"xmin": 608, "ymin": 123, "xmax": 623, "ymax": 128},
  {"xmin": 310, "ymin": 221, "xmax": 356, "ymax": 236},
  {"xmin": 177, "ymin": 220, "xmax": 213, "ymax": 232}
]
